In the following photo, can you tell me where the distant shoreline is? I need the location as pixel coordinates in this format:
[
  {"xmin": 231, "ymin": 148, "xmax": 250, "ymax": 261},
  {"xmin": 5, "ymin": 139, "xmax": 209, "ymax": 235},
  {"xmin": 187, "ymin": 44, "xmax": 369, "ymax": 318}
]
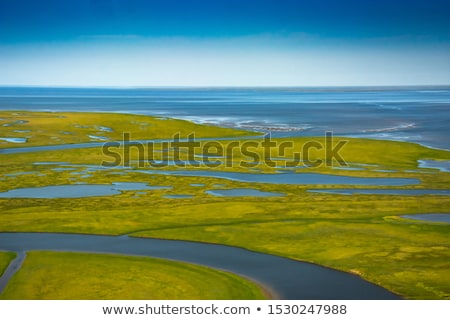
[{"xmin": 1, "ymin": 86, "xmax": 449, "ymax": 150}]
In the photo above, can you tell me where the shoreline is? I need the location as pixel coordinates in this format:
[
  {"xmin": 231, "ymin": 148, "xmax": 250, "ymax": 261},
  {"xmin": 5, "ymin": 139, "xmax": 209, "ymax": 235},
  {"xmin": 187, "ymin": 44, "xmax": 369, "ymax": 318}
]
[
  {"xmin": 0, "ymin": 86, "xmax": 450, "ymax": 150},
  {"xmin": 0, "ymin": 110, "xmax": 449, "ymax": 152}
]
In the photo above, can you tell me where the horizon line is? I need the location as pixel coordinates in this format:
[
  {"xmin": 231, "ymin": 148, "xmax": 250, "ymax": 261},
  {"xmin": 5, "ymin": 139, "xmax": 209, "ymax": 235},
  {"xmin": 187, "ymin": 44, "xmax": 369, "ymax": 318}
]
[{"xmin": 0, "ymin": 84, "xmax": 449, "ymax": 90}]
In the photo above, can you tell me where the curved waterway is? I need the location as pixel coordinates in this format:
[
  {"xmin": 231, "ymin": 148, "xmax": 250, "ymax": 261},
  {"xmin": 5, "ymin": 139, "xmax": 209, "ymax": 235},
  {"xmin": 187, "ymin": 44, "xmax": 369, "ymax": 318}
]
[
  {"xmin": 136, "ymin": 169, "xmax": 418, "ymax": 186},
  {"xmin": 0, "ymin": 232, "xmax": 399, "ymax": 299}
]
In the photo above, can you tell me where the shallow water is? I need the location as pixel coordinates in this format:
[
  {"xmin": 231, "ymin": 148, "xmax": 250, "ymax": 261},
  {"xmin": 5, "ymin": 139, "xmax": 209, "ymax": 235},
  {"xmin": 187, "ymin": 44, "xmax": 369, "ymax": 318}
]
[
  {"xmin": 0, "ymin": 137, "xmax": 27, "ymax": 143},
  {"xmin": 401, "ymin": 213, "xmax": 450, "ymax": 224},
  {"xmin": 190, "ymin": 183, "xmax": 205, "ymax": 187},
  {"xmin": 87, "ymin": 134, "xmax": 108, "ymax": 141},
  {"xmin": 308, "ymin": 189, "xmax": 450, "ymax": 196},
  {"xmin": 97, "ymin": 126, "xmax": 113, "ymax": 132},
  {"xmin": 51, "ymin": 167, "xmax": 76, "ymax": 171},
  {"xmin": 0, "ymin": 182, "xmax": 170, "ymax": 198},
  {"xmin": 136, "ymin": 169, "xmax": 419, "ymax": 186},
  {"xmin": 418, "ymin": 160, "xmax": 450, "ymax": 172},
  {"xmin": 0, "ymin": 86, "xmax": 448, "ymax": 149},
  {"xmin": 163, "ymin": 194, "xmax": 194, "ymax": 199},
  {"xmin": 206, "ymin": 188, "xmax": 285, "ymax": 197},
  {"xmin": 0, "ymin": 232, "xmax": 400, "ymax": 299}
]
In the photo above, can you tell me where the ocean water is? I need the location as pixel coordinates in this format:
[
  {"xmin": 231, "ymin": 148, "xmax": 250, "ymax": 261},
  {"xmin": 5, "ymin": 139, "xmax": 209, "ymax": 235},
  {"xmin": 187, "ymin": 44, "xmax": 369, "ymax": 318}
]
[{"xmin": 0, "ymin": 86, "xmax": 449, "ymax": 149}]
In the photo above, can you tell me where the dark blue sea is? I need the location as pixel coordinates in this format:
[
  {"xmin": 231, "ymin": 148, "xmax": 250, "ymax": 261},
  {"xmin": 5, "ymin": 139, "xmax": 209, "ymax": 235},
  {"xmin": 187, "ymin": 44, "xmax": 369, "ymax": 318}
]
[{"xmin": 0, "ymin": 86, "xmax": 449, "ymax": 149}]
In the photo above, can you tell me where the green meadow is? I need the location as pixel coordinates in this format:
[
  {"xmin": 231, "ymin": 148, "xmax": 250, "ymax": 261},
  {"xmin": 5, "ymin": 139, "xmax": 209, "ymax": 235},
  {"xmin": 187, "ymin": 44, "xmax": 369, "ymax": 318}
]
[
  {"xmin": 0, "ymin": 252, "xmax": 16, "ymax": 276},
  {"xmin": 0, "ymin": 111, "xmax": 449, "ymax": 299},
  {"xmin": 0, "ymin": 252, "xmax": 266, "ymax": 299},
  {"xmin": 0, "ymin": 111, "xmax": 253, "ymax": 147}
]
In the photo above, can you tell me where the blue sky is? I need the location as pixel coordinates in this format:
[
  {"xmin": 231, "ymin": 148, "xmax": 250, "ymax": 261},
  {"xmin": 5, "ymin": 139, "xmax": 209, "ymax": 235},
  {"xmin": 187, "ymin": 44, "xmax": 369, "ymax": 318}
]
[{"xmin": 1, "ymin": 0, "xmax": 449, "ymax": 86}]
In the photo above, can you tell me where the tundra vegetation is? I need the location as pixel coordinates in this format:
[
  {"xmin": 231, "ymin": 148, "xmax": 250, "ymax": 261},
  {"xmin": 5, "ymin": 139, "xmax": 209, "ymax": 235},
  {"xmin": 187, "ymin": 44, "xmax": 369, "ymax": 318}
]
[{"xmin": 0, "ymin": 111, "xmax": 449, "ymax": 299}]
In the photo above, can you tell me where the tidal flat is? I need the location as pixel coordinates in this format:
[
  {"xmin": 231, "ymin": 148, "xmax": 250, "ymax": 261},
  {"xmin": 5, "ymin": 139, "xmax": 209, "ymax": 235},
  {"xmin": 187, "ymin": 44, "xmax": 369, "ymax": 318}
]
[{"xmin": 0, "ymin": 111, "xmax": 449, "ymax": 299}]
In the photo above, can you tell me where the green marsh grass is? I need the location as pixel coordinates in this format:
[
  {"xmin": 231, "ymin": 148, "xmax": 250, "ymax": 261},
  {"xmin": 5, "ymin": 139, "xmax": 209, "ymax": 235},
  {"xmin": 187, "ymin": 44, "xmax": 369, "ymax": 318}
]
[
  {"xmin": 0, "ymin": 252, "xmax": 16, "ymax": 277},
  {"xmin": 0, "ymin": 111, "xmax": 449, "ymax": 299},
  {"xmin": 0, "ymin": 251, "xmax": 267, "ymax": 299},
  {"xmin": 0, "ymin": 111, "xmax": 255, "ymax": 148}
]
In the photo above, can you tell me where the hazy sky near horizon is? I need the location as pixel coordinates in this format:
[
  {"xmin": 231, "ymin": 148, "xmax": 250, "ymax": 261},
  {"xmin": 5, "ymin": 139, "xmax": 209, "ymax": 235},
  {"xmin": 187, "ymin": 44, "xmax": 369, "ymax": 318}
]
[{"xmin": 1, "ymin": 0, "xmax": 449, "ymax": 87}]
